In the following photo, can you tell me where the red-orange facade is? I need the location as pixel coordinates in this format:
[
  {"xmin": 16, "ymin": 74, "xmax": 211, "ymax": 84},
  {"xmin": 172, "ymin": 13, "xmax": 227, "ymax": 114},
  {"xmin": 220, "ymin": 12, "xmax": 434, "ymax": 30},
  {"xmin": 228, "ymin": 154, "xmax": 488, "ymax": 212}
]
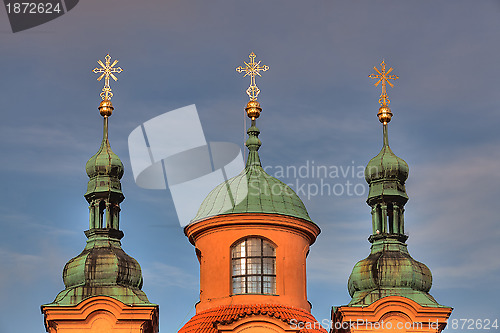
[{"xmin": 179, "ymin": 213, "xmax": 326, "ymax": 333}]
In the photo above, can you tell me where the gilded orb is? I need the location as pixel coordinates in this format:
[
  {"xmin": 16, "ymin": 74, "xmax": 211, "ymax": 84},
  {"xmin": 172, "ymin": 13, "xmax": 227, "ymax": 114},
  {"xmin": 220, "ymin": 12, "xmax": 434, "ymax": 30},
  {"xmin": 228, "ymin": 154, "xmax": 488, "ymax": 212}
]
[
  {"xmin": 377, "ymin": 105, "xmax": 393, "ymax": 124},
  {"xmin": 99, "ymin": 100, "xmax": 114, "ymax": 117},
  {"xmin": 245, "ymin": 100, "xmax": 262, "ymax": 120}
]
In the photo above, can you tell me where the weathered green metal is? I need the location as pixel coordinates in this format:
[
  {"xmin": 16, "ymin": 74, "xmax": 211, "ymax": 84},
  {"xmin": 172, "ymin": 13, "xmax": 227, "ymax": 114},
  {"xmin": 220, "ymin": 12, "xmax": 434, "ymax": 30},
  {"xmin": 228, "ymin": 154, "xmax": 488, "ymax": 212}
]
[
  {"xmin": 192, "ymin": 119, "xmax": 313, "ymax": 223},
  {"xmin": 85, "ymin": 117, "xmax": 124, "ymax": 205},
  {"xmin": 44, "ymin": 115, "xmax": 155, "ymax": 307},
  {"xmin": 365, "ymin": 125, "xmax": 409, "ymax": 203},
  {"xmin": 47, "ymin": 229, "xmax": 152, "ymax": 306},
  {"xmin": 347, "ymin": 119, "xmax": 447, "ymax": 308},
  {"xmin": 364, "ymin": 124, "xmax": 409, "ymax": 237},
  {"xmin": 347, "ymin": 236, "xmax": 442, "ymax": 307}
]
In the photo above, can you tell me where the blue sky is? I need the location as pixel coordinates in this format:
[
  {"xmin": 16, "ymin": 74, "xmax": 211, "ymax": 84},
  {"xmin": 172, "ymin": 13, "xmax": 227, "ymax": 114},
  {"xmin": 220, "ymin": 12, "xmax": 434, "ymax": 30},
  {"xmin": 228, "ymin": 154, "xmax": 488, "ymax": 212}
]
[{"xmin": 1, "ymin": 1, "xmax": 499, "ymax": 332}]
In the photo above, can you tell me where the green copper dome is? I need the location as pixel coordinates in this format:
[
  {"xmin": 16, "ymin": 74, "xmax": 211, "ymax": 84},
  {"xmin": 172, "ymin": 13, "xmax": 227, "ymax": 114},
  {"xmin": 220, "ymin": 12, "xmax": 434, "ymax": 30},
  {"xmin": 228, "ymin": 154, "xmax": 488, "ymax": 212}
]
[
  {"xmin": 365, "ymin": 125, "xmax": 409, "ymax": 204},
  {"xmin": 191, "ymin": 123, "xmax": 312, "ymax": 223},
  {"xmin": 85, "ymin": 138, "xmax": 124, "ymax": 179},
  {"xmin": 365, "ymin": 145, "xmax": 409, "ymax": 184},
  {"xmin": 347, "ymin": 237, "xmax": 441, "ymax": 307},
  {"xmin": 51, "ymin": 229, "xmax": 151, "ymax": 306},
  {"xmin": 85, "ymin": 119, "xmax": 124, "ymax": 201}
]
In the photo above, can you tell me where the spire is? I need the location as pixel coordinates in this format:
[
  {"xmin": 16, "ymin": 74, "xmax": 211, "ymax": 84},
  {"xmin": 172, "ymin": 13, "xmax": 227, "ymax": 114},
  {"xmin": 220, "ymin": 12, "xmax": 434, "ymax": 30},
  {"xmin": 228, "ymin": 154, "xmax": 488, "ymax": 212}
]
[
  {"xmin": 45, "ymin": 54, "xmax": 153, "ymax": 306},
  {"xmin": 365, "ymin": 60, "xmax": 409, "ymax": 243},
  {"xmin": 236, "ymin": 52, "xmax": 269, "ymax": 168},
  {"xmin": 346, "ymin": 60, "xmax": 441, "ymax": 308},
  {"xmin": 85, "ymin": 54, "xmax": 125, "ymax": 231}
]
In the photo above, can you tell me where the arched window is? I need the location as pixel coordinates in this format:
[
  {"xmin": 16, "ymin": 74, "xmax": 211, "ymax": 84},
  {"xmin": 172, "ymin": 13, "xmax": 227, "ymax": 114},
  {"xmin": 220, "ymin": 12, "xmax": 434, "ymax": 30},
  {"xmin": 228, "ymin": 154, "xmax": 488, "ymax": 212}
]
[{"xmin": 231, "ymin": 238, "xmax": 276, "ymax": 295}]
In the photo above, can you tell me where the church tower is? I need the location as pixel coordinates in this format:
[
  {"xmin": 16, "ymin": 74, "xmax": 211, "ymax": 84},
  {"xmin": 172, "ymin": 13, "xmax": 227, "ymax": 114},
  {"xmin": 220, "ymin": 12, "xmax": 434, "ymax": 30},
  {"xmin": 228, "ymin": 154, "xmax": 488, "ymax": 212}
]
[
  {"xmin": 41, "ymin": 55, "xmax": 159, "ymax": 333},
  {"xmin": 178, "ymin": 53, "xmax": 326, "ymax": 333},
  {"xmin": 331, "ymin": 61, "xmax": 452, "ymax": 333}
]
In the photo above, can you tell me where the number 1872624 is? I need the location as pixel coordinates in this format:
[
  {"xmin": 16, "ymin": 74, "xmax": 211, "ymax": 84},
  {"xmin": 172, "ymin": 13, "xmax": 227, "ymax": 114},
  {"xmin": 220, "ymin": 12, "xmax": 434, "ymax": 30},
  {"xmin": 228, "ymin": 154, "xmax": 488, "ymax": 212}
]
[
  {"xmin": 5, "ymin": 2, "xmax": 62, "ymax": 14},
  {"xmin": 450, "ymin": 319, "xmax": 499, "ymax": 330}
]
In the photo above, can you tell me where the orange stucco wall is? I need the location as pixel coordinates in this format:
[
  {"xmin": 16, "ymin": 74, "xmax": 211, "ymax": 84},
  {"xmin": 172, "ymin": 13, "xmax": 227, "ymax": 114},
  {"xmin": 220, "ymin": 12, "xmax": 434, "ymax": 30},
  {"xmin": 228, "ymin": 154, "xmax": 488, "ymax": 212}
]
[
  {"xmin": 184, "ymin": 213, "xmax": 321, "ymax": 313},
  {"xmin": 41, "ymin": 296, "xmax": 158, "ymax": 333}
]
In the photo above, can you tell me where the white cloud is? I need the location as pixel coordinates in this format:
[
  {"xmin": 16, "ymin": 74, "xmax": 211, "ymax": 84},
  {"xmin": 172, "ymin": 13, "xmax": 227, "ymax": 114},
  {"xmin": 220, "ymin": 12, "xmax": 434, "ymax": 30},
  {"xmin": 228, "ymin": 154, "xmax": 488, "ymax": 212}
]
[
  {"xmin": 0, "ymin": 124, "xmax": 90, "ymax": 174},
  {"xmin": 142, "ymin": 262, "xmax": 198, "ymax": 289},
  {"xmin": 402, "ymin": 144, "xmax": 500, "ymax": 288},
  {"xmin": 0, "ymin": 244, "xmax": 66, "ymax": 288}
]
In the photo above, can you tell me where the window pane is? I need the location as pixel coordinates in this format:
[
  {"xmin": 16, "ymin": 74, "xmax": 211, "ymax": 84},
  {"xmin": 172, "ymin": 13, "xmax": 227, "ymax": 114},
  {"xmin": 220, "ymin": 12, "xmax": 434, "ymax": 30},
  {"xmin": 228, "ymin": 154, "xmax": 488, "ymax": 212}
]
[
  {"xmin": 263, "ymin": 241, "xmax": 275, "ymax": 256},
  {"xmin": 246, "ymin": 238, "xmax": 262, "ymax": 256},
  {"xmin": 247, "ymin": 257, "xmax": 262, "ymax": 274},
  {"xmin": 232, "ymin": 258, "xmax": 245, "ymax": 276},
  {"xmin": 247, "ymin": 276, "xmax": 261, "ymax": 293},
  {"xmin": 263, "ymin": 258, "xmax": 275, "ymax": 275},
  {"xmin": 232, "ymin": 277, "xmax": 245, "ymax": 294},
  {"xmin": 263, "ymin": 276, "xmax": 276, "ymax": 294},
  {"xmin": 232, "ymin": 241, "xmax": 244, "ymax": 258}
]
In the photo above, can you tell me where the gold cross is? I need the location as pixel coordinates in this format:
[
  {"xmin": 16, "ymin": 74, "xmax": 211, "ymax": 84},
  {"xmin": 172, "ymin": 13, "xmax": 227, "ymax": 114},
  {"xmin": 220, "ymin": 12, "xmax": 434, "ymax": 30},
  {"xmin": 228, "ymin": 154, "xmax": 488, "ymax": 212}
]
[
  {"xmin": 369, "ymin": 60, "xmax": 399, "ymax": 106},
  {"xmin": 236, "ymin": 52, "xmax": 269, "ymax": 101},
  {"xmin": 93, "ymin": 54, "xmax": 123, "ymax": 100}
]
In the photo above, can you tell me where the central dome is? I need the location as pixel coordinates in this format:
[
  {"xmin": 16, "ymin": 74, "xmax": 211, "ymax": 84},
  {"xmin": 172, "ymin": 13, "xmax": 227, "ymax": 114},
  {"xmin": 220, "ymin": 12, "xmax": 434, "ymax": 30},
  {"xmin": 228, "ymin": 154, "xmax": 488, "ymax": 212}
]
[
  {"xmin": 191, "ymin": 103, "xmax": 313, "ymax": 224},
  {"xmin": 192, "ymin": 163, "xmax": 312, "ymax": 223}
]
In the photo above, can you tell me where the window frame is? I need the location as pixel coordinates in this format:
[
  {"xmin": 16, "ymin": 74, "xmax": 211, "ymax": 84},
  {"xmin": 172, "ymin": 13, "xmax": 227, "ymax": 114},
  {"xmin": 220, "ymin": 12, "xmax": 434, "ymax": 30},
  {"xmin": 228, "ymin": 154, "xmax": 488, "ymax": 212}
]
[{"xmin": 231, "ymin": 237, "xmax": 276, "ymax": 295}]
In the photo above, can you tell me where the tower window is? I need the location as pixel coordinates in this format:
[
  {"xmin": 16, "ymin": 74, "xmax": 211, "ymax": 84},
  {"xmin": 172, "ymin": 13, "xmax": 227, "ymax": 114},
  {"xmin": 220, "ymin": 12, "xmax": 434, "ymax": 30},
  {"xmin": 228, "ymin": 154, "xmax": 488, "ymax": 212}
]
[{"xmin": 231, "ymin": 238, "xmax": 276, "ymax": 295}]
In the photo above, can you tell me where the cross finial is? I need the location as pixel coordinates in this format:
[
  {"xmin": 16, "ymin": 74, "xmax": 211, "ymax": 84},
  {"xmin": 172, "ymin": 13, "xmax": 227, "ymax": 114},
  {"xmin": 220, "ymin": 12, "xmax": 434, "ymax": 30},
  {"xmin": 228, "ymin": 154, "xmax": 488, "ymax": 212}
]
[
  {"xmin": 369, "ymin": 60, "xmax": 399, "ymax": 107},
  {"xmin": 236, "ymin": 52, "xmax": 269, "ymax": 101},
  {"xmin": 93, "ymin": 54, "xmax": 123, "ymax": 101}
]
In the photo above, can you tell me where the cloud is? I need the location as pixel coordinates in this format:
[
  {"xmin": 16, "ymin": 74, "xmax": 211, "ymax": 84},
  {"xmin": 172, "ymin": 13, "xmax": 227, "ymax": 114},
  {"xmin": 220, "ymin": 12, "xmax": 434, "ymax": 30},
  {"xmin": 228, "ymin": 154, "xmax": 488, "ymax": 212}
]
[
  {"xmin": 0, "ymin": 244, "xmax": 66, "ymax": 288},
  {"xmin": 409, "ymin": 143, "xmax": 500, "ymax": 242},
  {"xmin": 142, "ymin": 262, "xmax": 198, "ymax": 289},
  {"xmin": 431, "ymin": 243, "xmax": 500, "ymax": 289},
  {"xmin": 403, "ymin": 143, "xmax": 500, "ymax": 288},
  {"xmin": 0, "ymin": 124, "xmax": 91, "ymax": 174}
]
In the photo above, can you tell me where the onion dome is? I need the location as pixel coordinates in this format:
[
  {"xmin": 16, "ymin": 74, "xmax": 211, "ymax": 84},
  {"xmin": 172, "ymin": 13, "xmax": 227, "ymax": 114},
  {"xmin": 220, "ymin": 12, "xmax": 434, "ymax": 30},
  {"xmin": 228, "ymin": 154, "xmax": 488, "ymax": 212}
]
[
  {"xmin": 85, "ymin": 100, "xmax": 124, "ymax": 203},
  {"xmin": 347, "ymin": 237, "xmax": 440, "ymax": 307},
  {"xmin": 365, "ymin": 105, "xmax": 408, "ymax": 184},
  {"xmin": 365, "ymin": 145, "xmax": 409, "ymax": 183},
  {"xmin": 192, "ymin": 103, "xmax": 312, "ymax": 223},
  {"xmin": 51, "ymin": 229, "xmax": 149, "ymax": 305},
  {"xmin": 365, "ymin": 121, "xmax": 409, "ymax": 204},
  {"xmin": 85, "ymin": 138, "xmax": 124, "ymax": 179}
]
